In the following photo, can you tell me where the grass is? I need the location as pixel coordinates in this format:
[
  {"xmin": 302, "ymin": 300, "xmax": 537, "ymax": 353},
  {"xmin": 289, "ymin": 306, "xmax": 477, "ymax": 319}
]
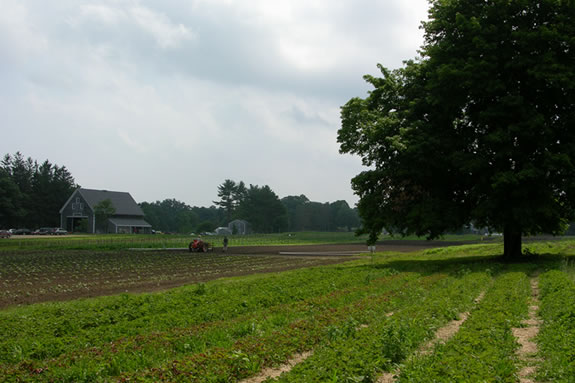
[{"xmin": 537, "ymin": 269, "xmax": 575, "ymax": 382}]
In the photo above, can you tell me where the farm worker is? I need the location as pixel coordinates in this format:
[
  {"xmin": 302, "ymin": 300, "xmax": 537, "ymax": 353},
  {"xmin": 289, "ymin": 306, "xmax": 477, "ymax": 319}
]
[{"xmin": 223, "ymin": 236, "xmax": 229, "ymax": 252}]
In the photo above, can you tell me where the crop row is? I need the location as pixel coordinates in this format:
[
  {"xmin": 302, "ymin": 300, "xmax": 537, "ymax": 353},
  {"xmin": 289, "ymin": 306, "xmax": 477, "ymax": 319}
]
[
  {"xmin": 0, "ymin": 268, "xmax": 426, "ymax": 382},
  {"xmin": 122, "ymin": 273, "xmax": 451, "ymax": 382},
  {"xmin": 1, "ymin": 264, "xmax": 387, "ymax": 361},
  {"xmin": 0, "ymin": 254, "xmax": 498, "ymax": 382},
  {"xmin": 397, "ymin": 271, "xmax": 531, "ymax": 381},
  {"xmin": 537, "ymin": 269, "xmax": 575, "ymax": 381},
  {"xmin": 0, "ymin": 251, "xmax": 345, "ymax": 307},
  {"xmin": 269, "ymin": 271, "xmax": 491, "ymax": 382}
]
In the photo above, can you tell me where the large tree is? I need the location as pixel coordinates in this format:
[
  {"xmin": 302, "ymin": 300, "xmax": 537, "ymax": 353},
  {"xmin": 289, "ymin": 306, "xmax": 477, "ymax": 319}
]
[
  {"xmin": 0, "ymin": 169, "xmax": 22, "ymax": 227},
  {"xmin": 338, "ymin": 0, "xmax": 575, "ymax": 258},
  {"xmin": 94, "ymin": 199, "xmax": 116, "ymax": 234},
  {"xmin": 213, "ymin": 179, "xmax": 248, "ymax": 223},
  {"xmin": 237, "ymin": 185, "xmax": 288, "ymax": 233},
  {"xmin": 213, "ymin": 179, "xmax": 238, "ymax": 223}
]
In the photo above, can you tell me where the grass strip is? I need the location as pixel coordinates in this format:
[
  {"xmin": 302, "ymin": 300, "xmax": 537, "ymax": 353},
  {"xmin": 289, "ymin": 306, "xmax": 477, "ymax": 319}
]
[
  {"xmin": 268, "ymin": 271, "xmax": 491, "ymax": 382},
  {"xmin": 397, "ymin": 271, "xmax": 530, "ymax": 382},
  {"xmin": 536, "ymin": 269, "xmax": 575, "ymax": 382}
]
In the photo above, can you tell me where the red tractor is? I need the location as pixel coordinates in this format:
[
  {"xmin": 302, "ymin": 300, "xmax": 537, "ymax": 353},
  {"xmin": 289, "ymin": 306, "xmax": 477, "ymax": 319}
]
[{"xmin": 189, "ymin": 238, "xmax": 213, "ymax": 253}]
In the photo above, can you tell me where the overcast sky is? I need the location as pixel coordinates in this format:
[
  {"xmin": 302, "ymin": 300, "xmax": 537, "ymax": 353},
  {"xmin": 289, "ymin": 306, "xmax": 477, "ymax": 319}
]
[{"xmin": 1, "ymin": 0, "xmax": 429, "ymax": 207}]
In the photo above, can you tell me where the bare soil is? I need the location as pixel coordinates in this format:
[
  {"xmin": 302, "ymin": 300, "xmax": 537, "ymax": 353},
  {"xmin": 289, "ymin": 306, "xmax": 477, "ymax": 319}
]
[
  {"xmin": 0, "ymin": 240, "xmax": 467, "ymax": 309},
  {"xmin": 225, "ymin": 239, "xmax": 481, "ymax": 256},
  {"xmin": 239, "ymin": 351, "xmax": 314, "ymax": 383},
  {"xmin": 512, "ymin": 277, "xmax": 542, "ymax": 383}
]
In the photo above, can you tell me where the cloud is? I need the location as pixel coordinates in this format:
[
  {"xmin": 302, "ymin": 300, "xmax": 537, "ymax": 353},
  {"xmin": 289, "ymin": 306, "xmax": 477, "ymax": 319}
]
[
  {"xmin": 0, "ymin": 0, "xmax": 429, "ymax": 207},
  {"xmin": 75, "ymin": 2, "xmax": 196, "ymax": 49}
]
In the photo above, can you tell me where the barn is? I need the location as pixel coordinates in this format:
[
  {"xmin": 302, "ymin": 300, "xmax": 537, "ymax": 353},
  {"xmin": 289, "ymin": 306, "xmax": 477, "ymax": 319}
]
[{"xmin": 59, "ymin": 188, "xmax": 152, "ymax": 234}]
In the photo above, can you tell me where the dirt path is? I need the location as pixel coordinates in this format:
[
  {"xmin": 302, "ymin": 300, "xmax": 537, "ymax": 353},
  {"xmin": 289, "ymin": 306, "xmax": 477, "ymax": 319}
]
[
  {"xmin": 512, "ymin": 277, "xmax": 542, "ymax": 383},
  {"xmin": 377, "ymin": 291, "xmax": 486, "ymax": 383},
  {"xmin": 238, "ymin": 351, "xmax": 313, "ymax": 383},
  {"xmin": 238, "ymin": 311, "xmax": 397, "ymax": 382},
  {"xmin": 226, "ymin": 239, "xmax": 489, "ymax": 256}
]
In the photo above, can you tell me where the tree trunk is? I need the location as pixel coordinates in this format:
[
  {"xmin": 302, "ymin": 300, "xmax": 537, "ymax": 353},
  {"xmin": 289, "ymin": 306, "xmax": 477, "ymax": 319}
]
[{"xmin": 503, "ymin": 226, "xmax": 522, "ymax": 259}]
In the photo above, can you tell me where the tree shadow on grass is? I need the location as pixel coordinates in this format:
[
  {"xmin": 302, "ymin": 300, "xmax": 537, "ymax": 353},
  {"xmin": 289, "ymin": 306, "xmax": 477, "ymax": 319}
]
[{"xmin": 351, "ymin": 252, "xmax": 568, "ymax": 278}]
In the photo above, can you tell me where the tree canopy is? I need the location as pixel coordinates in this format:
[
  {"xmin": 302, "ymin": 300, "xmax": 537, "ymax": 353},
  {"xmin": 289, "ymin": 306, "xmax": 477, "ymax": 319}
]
[
  {"xmin": 338, "ymin": 0, "xmax": 575, "ymax": 258},
  {"xmin": 0, "ymin": 152, "xmax": 77, "ymax": 229},
  {"xmin": 213, "ymin": 179, "xmax": 247, "ymax": 223},
  {"xmin": 94, "ymin": 199, "xmax": 116, "ymax": 234},
  {"xmin": 139, "ymin": 199, "xmax": 220, "ymax": 234},
  {"xmin": 237, "ymin": 185, "xmax": 288, "ymax": 233},
  {"xmin": 281, "ymin": 195, "xmax": 360, "ymax": 232}
]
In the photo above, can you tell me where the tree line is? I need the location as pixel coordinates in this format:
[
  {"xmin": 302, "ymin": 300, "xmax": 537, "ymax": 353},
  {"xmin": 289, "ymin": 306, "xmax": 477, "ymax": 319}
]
[
  {"xmin": 139, "ymin": 199, "xmax": 225, "ymax": 235},
  {"xmin": 140, "ymin": 179, "xmax": 360, "ymax": 234},
  {"xmin": 0, "ymin": 153, "xmax": 359, "ymax": 234},
  {"xmin": 0, "ymin": 152, "xmax": 77, "ymax": 229}
]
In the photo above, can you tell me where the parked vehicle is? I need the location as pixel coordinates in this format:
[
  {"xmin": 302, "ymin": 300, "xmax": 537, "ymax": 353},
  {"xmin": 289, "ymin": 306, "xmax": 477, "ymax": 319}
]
[
  {"xmin": 53, "ymin": 228, "xmax": 68, "ymax": 235},
  {"xmin": 12, "ymin": 229, "xmax": 31, "ymax": 235},
  {"xmin": 0, "ymin": 230, "xmax": 11, "ymax": 238},
  {"xmin": 33, "ymin": 227, "xmax": 55, "ymax": 235}
]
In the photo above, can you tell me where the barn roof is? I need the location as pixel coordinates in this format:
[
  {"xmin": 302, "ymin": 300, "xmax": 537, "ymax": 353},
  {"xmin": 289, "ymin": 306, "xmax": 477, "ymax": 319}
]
[
  {"xmin": 75, "ymin": 188, "xmax": 145, "ymax": 216},
  {"xmin": 109, "ymin": 217, "xmax": 151, "ymax": 227}
]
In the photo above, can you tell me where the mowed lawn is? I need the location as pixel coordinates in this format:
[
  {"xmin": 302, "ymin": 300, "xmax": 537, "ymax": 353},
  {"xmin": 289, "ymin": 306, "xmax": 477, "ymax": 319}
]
[{"xmin": 0, "ymin": 239, "xmax": 574, "ymax": 382}]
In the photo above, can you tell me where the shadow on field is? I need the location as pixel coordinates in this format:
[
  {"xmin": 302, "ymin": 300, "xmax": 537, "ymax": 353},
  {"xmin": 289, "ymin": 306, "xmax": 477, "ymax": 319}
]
[{"xmin": 355, "ymin": 253, "xmax": 567, "ymax": 277}]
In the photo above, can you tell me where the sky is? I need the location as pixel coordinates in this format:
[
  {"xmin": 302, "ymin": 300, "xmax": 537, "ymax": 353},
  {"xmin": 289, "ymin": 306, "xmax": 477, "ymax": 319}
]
[{"xmin": 0, "ymin": 0, "xmax": 429, "ymax": 207}]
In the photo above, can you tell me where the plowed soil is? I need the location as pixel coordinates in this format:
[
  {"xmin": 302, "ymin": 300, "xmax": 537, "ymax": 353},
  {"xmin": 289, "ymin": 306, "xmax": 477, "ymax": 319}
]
[{"xmin": 0, "ymin": 240, "xmax": 467, "ymax": 308}]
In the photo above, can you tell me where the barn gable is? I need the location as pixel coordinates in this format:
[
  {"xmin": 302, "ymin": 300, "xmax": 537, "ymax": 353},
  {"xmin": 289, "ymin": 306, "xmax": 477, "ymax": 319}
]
[{"xmin": 60, "ymin": 188, "xmax": 151, "ymax": 234}]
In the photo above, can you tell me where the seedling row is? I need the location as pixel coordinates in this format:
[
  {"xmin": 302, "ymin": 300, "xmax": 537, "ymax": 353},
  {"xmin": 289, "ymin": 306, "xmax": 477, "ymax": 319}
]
[{"xmin": 0, "ymin": 250, "xmax": 347, "ymax": 307}]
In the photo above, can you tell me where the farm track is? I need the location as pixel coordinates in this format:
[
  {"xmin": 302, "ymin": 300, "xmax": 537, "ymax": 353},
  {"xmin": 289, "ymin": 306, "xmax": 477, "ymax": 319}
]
[
  {"xmin": 512, "ymin": 277, "xmax": 542, "ymax": 383},
  {"xmin": 219, "ymin": 239, "xmax": 491, "ymax": 255},
  {"xmin": 238, "ymin": 351, "xmax": 314, "ymax": 383}
]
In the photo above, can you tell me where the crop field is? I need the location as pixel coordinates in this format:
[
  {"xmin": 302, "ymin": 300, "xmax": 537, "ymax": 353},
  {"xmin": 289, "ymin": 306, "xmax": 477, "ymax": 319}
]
[
  {"xmin": 0, "ymin": 250, "xmax": 358, "ymax": 308},
  {"xmin": 0, "ymin": 239, "xmax": 574, "ymax": 382}
]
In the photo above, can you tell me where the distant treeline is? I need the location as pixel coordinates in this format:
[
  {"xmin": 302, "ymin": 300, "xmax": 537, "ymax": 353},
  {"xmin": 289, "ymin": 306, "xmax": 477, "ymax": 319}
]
[
  {"xmin": 139, "ymin": 199, "xmax": 224, "ymax": 235},
  {"xmin": 0, "ymin": 152, "xmax": 77, "ymax": 229},
  {"xmin": 140, "ymin": 179, "xmax": 360, "ymax": 234},
  {"xmin": 0, "ymin": 154, "xmax": 359, "ymax": 234}
]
